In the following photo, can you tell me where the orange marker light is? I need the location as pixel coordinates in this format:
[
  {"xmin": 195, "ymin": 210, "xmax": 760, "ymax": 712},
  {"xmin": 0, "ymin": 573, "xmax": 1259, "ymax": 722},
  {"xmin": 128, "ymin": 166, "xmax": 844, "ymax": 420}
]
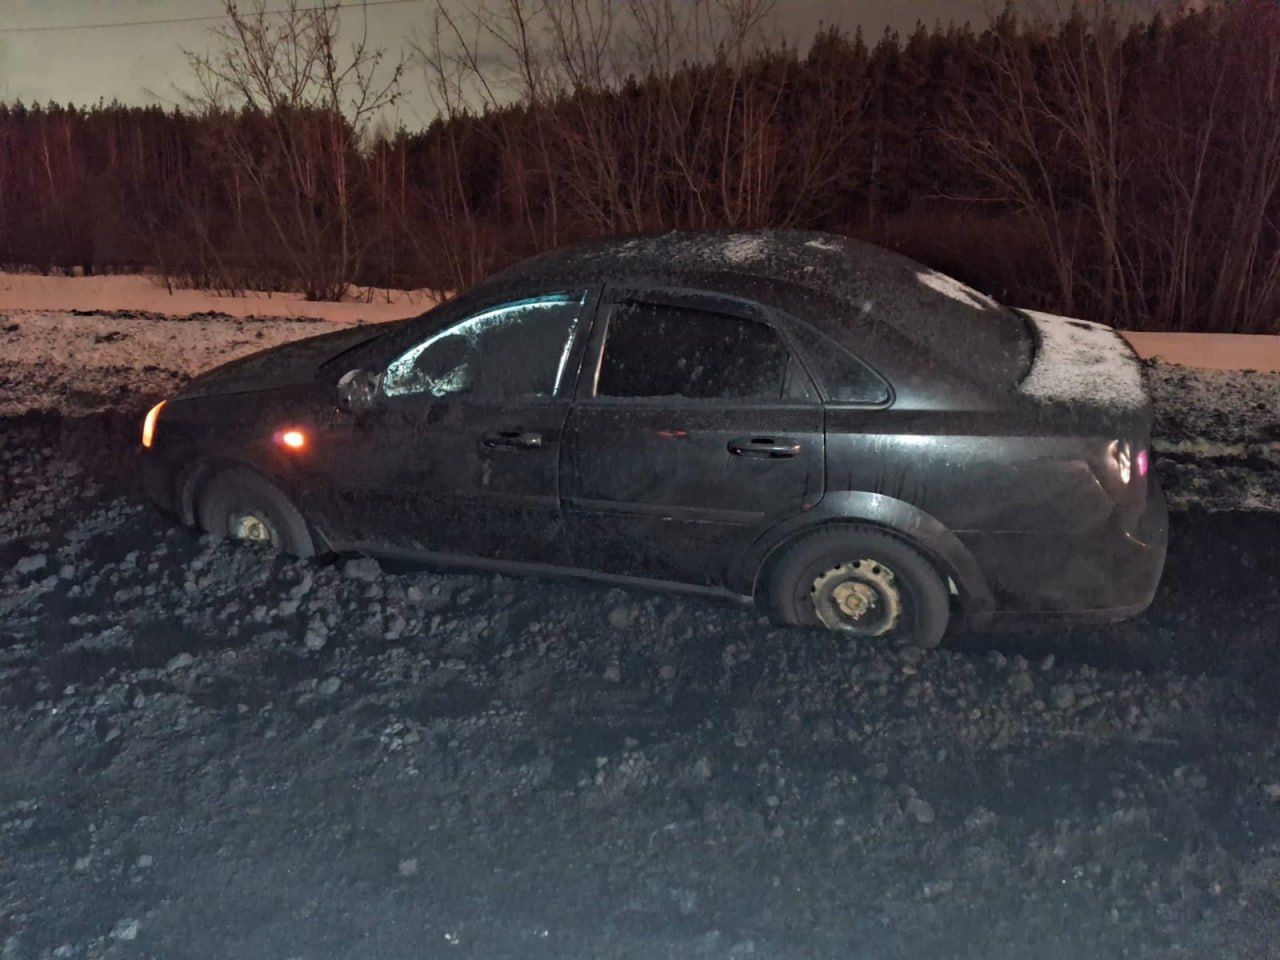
[
  {"xmin": 142, "ymin": 400, "xmax": 166, "ymax": 448},
  {"xmin": 279, "ymin": 429, "xmax": 307, "ymax": 450}
]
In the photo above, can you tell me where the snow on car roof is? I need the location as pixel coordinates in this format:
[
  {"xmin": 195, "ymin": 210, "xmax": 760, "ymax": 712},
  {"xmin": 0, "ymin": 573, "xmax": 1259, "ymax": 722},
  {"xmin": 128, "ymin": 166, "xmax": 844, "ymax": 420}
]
[
  {"xmin": 1018, "ymin": 310, "xmax": 1148, "ymax": 411},
  {"xmin": 481, "ymin": 229, "xmax": 1035, "ymax": 387}
]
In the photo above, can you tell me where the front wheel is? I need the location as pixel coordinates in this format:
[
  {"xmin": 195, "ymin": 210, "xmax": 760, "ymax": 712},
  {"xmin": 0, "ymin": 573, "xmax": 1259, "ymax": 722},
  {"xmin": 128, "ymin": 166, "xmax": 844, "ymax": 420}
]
[
  {"xmin": 196, "ymin": 466, "xmax": 315, "ymax": 558},
  {"xmin": 761, "ymin": 526, "xmax": 950, "ymax": 648}
]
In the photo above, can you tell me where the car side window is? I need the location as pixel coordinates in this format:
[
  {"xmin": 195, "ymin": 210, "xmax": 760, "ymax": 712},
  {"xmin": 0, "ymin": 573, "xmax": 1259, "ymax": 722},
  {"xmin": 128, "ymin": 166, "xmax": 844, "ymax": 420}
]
[
  {"xmin": 383, "ymin": 293, "xmax": 586, "ymax": 401},
  {"xmin": 595, "ymin": 301, "xmax": 804, "ymax": 401},
  {"xmin": 786, "ymin": 320, "xmax": 890, "ymax": 404}
]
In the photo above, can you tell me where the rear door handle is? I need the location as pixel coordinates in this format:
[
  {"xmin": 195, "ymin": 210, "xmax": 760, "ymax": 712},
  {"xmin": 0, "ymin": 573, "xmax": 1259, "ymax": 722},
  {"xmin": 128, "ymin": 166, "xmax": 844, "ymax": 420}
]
[
  {"xmin": 482, "ymin": 430, "xmax": 544, "ymax": 450},
  {"xmin": 727, "ymin": 437, "xmax": 802, "ymax": 459}
]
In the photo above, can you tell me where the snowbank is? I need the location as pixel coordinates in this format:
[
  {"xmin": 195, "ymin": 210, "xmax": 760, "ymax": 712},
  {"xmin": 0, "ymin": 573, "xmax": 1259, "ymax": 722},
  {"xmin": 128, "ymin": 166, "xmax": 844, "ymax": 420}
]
[
  {"xmin": 0, "ymin": 272, "xmax": 435, "ymax": 324},
  {"xmin": 0, "ymin": 309, "xmax": 369, "ymax": 417},
  {"xmin": 1123, "ymin": 331, "xmax": 1280, "ymax": 373}
]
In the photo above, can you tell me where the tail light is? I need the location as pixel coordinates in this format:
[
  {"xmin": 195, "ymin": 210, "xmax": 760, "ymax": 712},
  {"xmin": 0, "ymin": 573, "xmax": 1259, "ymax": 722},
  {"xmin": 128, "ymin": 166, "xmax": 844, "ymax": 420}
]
[{"xmin": 1135, "ymin": 448, "xmax": 1150, "ymax": 479}]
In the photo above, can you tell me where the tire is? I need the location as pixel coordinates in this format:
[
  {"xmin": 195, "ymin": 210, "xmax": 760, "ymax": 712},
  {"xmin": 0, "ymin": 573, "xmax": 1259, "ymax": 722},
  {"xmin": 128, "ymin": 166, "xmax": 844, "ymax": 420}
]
[
  {"xmin": 761, "ymin": 526, "xmax": 950, "ymax": 649},
  {"xmin": 196, "ymin": 466, "xmax": 315, "ymax": 559}
]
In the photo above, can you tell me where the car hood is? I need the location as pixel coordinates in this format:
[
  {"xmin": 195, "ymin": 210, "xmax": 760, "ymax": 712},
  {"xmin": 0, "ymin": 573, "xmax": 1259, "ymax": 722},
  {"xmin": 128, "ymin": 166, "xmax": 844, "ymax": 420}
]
[{"xmin": 175, "ymin": 324, "xmax": 384, "ymax": 400}]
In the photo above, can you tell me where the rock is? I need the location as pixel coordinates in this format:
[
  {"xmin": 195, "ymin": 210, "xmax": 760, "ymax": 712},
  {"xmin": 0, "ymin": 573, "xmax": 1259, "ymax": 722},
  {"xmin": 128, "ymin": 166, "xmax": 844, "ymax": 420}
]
[
  {"xmin": 73, "ymin": 855, "xmax": 91, "ymax": 872},
  {"xmin": 1263, "ymin": 783, "xmax": 1280, "ymax": 802},
  {"xmin": 164, "ymin": 652, "xmax": 194, "ymax": 672},
  {"xmin": 692, "ymin": 756, "xmax": 712, "ymax": 781},
  {"xmin": 398, "ymin": 858, "xmax": 419, "ymax": 877},
  {"xmin": 964, "ymin": 807, "xmax": 997, "ymax": 831},
  {"xmin": 922, "ymin": 879, "xmax": 954, "ymax": 899},
  {"xmin": 1050, "ymin": 684, "xmax": 1076, "ymax": 710},
  {"xmin": 659, "ymin": 664, "xmax": 677, "ymax": 681},
  {"xmin": 603, "ymin": 663, "xmax": 621, "ymax": 683},
  {"xmin": 1008, "ymin": 671, "xmax": 1034, "ymax": 695},
  {"xmin": 342, "ymin": 557, "xmax": 382, "ymax": 582},
  {"xmin": 15, "ymin": 554, "xmax": 46, "ymax": 575},
  {"xmin": 905, "ymin": 796, "xmax": 935, "ymax": 824},
  {"xmin": 319, "ymin": 676, "xmax": 341, "ymax": 696},
  {"xmin": 607, "ymin": 605, "xmax": 634, "ymax": 629},
  {"xmin": 1038, "ymin": 654, "xmax": 1056, "ymax": 671},
  {"xmin": 110, "ymin": 918, "xmax": 139, "ymax": 941},
  {"xmin": 136, "ymin": 854, "xmax": 153, "ymax": 868},
  {"xmin": 303, "ymin": 622, "xmax": 329, "ymax": 652}
]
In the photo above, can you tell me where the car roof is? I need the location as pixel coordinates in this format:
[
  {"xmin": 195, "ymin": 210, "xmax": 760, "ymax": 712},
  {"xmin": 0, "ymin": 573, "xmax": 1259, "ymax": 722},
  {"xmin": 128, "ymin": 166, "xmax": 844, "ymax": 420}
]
[{"xmin": 476, "ymin": 229, "xmax": 1032, "ymax": 387}]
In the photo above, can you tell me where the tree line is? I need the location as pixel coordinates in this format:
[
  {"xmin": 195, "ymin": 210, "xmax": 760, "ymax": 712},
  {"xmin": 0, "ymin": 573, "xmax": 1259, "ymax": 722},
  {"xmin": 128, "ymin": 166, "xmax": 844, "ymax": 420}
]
[{"xmin": 0, "ymin": 0, "xmax": 1277, "ymax": 333}]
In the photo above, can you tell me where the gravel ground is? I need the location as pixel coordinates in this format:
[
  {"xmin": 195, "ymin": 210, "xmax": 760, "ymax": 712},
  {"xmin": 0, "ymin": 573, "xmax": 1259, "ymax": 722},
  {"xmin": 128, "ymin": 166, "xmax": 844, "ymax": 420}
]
[
  {"xmin": 2, "ymin": 313, "xmax": 1279, "ymax": 959},
  {"xmin": 1146, "ymin": 361, "xmax": 1280, "ymax": 512}
]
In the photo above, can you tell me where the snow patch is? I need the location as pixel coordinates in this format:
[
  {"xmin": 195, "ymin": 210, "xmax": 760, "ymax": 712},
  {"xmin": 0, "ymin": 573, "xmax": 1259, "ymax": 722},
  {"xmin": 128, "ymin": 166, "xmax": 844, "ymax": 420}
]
[
  {"xmin": 804, "ymin": 237, "xmax": 842, "ymax": 252},
  {"xmin": 1019, "ymin": 310, "xmax": 1147, "ymax": 411},
  {"xmin": 916, "ymin": 269, "xmax": 1000, "ymax": 312},
  {"xmin": 719, "ymin": 234, "xmax": 770, "ymax": 264}
]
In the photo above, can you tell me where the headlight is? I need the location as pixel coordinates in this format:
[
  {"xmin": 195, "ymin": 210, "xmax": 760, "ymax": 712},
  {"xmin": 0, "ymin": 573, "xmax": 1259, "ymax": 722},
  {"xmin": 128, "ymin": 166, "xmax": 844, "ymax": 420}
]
[
  {"xmin": 142, "ymin": 400, "xmax": 166, "ymax": 448},
  {"xmin": 1108, "ymin": 439, "xmax": 1132, "ymax": 485}
]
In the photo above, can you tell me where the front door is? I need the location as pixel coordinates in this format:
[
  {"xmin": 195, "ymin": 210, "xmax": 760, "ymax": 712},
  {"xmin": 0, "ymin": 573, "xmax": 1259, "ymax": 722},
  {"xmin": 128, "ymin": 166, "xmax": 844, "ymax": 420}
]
[
  {"xmin": 327, "ymin": 291, "xmax": 593, "ymax": 565},
  {"xmin": 562, "ymin": 291, "xmax": 825, "ymax": 588}
]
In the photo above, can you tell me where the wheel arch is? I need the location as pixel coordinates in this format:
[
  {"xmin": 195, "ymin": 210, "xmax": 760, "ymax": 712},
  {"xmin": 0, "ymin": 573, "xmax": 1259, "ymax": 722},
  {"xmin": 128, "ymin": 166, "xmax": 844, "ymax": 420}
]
[
  {"xmin": 737, "ymin": 492, "xmax": 995, "ymax": 623},
  {"xmin": 175, "ymin": 456, "xmax": 256, "ymax": 527}
]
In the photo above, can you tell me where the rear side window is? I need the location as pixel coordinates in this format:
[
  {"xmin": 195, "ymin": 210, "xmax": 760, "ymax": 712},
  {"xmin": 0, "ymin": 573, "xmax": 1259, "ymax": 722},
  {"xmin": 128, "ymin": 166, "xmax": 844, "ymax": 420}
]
[
  {"xmin": 596, "ymin": 301, "xmax": 800, "ymax": 401},
  {"xmin": 787, "ymin": 320, "xmax": 890, "ymax": 404}
]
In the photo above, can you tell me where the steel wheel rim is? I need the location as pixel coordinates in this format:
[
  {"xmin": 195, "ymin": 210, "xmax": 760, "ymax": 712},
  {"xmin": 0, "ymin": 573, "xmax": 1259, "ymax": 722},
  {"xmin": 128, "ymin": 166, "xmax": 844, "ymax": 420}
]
[
  {"xmin": 810, "ymin": 559, "xmax": 903, "ymax": 635},
  {"xmin": 229, "ymin": 510, "xmax": 277, "ymax": 546}
]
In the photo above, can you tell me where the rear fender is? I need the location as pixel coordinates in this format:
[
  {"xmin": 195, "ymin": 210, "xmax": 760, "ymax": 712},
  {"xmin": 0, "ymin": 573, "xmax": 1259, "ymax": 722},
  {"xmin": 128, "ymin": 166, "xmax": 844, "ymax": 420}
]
[{"xmin": 733, "ymin": 491, "xmax": 995, "ymax": 622}]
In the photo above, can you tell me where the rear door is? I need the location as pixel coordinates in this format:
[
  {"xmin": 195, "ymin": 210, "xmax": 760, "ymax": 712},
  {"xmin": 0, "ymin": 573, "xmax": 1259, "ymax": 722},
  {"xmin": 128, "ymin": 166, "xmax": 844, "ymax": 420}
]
[
  {"xmin": 324, "ymin": 290, "xmax": 595, "ymax": 565},
  {"xmin": 562, "ymin": 289, "xmax": 825, "ymax": 588}
]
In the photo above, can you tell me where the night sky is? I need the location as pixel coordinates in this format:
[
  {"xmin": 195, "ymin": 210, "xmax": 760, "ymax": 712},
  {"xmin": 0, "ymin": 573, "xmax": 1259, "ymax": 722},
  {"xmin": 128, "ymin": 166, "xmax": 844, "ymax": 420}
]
[{"xmin": 0, "ymin": 0, "xmax": 992, "ymax": 124}]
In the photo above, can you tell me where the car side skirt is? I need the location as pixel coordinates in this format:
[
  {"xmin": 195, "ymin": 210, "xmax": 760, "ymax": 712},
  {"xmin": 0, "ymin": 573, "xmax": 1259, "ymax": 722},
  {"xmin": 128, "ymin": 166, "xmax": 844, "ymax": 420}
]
[{"xmin": 326, "ymin": 541, "xmax": 757, "ymax": 607}]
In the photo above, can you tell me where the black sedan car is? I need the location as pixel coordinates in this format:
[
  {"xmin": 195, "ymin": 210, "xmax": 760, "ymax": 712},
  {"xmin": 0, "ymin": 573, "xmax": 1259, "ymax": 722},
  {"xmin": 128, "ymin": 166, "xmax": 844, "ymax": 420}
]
[{"xmin": 140, "ymin": 231, "xmax": 1167, "ymax": 648}]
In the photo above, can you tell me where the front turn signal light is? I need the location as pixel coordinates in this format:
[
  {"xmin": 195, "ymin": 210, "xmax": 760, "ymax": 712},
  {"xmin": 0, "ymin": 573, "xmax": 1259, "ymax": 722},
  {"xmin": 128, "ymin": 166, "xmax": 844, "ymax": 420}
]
[
  {"xmin": 142, "ymin": 400, "xmax": 166, "ymax": 448},
  {"xmin": 276, "ymin": 428, "xmax": 307, "ymax": 451}
]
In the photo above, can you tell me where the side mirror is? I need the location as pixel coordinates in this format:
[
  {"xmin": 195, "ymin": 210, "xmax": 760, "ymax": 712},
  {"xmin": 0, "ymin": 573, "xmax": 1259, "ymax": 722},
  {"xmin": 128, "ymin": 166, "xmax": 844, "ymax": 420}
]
[{"xmin": 337, "ymin": 368, "xmax": 382, "ymax": 413}]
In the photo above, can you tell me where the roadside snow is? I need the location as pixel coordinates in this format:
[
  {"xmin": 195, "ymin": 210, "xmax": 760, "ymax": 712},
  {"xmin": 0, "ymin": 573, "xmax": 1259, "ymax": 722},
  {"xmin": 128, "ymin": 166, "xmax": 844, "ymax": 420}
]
[
  {"xmin": 0, "ymin": 271, "xmax": 435, "ymax": 323},
  {"xmin": 0, "ymin": 309, "xmax": 381, "ymax": 416},
  {"xmin": 1019, "ymin": 310, "xmax": 1148, "ymax": 412}
]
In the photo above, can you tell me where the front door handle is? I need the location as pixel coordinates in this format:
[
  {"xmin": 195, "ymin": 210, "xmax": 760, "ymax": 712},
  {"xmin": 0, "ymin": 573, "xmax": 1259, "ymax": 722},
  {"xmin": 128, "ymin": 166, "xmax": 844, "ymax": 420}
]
[
  {"xmin": 482, "ymin": 429, "xmax": 544, "ymax": 450},
  {"xmin": 727, "ymin": 437, "xmax": 802, "ymax": 459}
]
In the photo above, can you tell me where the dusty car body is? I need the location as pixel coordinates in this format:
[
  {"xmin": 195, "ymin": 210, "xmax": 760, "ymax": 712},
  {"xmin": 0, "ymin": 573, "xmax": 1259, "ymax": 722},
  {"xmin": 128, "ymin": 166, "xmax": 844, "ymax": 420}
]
[{"xmin": 140, "ymin": 230, "xmax": 1168, "ymax": 647}]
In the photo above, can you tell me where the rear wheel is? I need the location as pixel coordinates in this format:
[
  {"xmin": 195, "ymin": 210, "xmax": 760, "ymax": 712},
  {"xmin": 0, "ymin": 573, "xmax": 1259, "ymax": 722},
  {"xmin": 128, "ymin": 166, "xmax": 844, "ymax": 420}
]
[
  {"xmin": 761, "ymin": 526, "xmax": 950, "ymax": 648},
  {"xmin": 196, "ymin": 466, "xmax": 315, "ymax": 558}
]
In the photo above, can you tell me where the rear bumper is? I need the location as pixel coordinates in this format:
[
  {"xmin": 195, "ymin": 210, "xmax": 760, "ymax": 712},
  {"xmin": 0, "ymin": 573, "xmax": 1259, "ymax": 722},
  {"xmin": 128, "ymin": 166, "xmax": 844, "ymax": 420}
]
[{"xmin": 961, "ymin": 480, "xmax": 1169, "ymax": 628}]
